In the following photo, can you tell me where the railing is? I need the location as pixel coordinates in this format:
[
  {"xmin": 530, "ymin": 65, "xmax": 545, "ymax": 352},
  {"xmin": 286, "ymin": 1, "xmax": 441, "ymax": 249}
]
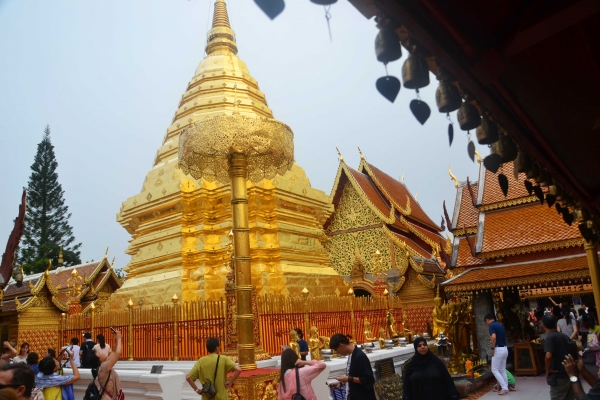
[{"xmin": 61, "ymin": 295, "xmax": 402, "ymax": 360}]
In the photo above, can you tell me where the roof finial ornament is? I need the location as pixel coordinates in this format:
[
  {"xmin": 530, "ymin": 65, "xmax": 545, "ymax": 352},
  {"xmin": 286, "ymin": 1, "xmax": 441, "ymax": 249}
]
[
  {"xmin": 111, "ymin": 257, "xmax": 116, "ymax": 268},
  {"xmin": 401, "ymin": 173, "xmax": 405, "ymax": 183},
  {"xmin": 357, "ymin": 144, "xmax": 365, "ymax": 160},
  {"xmin": 336, "ymin": 145, "xmax": 344, "ymax": 162},
  {"xmin": 104, "ymin": 247, "xmax": 109, "ymax": 258},
  {"xmin": 415, "ymin": 192, "xmax": 419, "ymax": 201},
  {"xmin": 448, "ymin": 165, "xmax": 459, "ymax": 188},
  {"xmin": 474, "ymin": 150, "xmax": 482, "ymax": 164}
]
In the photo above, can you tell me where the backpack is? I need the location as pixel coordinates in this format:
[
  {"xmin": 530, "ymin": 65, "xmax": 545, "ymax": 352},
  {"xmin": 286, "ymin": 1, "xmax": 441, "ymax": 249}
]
[
  {"xmin": 291, "ymin": 367, "xmax": 307, "ymax": 400},
  {"xmin": 80, "ymin": 341, "xmax": 95, "ymax": 368},
  {"xmin": 83, "ymin": 369, "xmax": 111, "ymax": 400}
]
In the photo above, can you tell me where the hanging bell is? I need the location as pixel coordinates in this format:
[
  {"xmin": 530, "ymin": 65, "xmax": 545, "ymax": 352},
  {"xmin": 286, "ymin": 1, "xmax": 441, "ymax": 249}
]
[
  {"xmin": 435, "ymin": 81, "xmax": 461, "ymax": 113},
  {"xmin": 536, "ymin": 170, "xmax": 551, "ymax": 187},
  {"xmin": 254, "ymin": 0, "xmax": 285, "ymax": 20},
  {"xmin": 525, "ymin": 162, "xmax": 539, "ymax": 180},
  {"xmin": 457, "ymin": 102, "xmax": 481, "ymax": 131},
  {"xmin": 375, "ymin": 27, "xmax": 401, "ymax": 64},
  {"xmin": 492, "ymin": 135, "xmax": 517, "ymax": 163},
  {"xmin": 514, "ymin": 151, "xmax": 532, "ymax": 174},
  {"xmin": 475, "ymin": 118, "xmax": 499, "ymax": 145},
  {"xmin": 402, "ymin": 53, "xmax": 430, "ymax": 89}
]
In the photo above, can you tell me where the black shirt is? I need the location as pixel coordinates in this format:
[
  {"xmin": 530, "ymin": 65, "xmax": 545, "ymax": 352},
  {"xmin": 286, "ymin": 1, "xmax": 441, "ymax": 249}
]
[
  {"xmin": 80, "ymin": 340, "xmax": 96, "ymax": 368},
  {"xmin": 347, "ymin": 346, "xmax": 376, "ymax": 400},
  {"xmin": 545, "ymin": 329, "xmax": 570, "ymax": 379}
]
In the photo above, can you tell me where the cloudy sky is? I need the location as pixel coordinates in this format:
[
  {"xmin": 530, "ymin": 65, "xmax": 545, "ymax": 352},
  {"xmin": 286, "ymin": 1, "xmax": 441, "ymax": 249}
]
[{"xmin": 0, "ymin": 0, "xmax": 488, "ymax": 271}]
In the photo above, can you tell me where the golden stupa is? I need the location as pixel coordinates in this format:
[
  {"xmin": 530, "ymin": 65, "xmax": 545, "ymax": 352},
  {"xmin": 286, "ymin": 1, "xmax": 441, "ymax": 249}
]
[{"xmin": 106, "ymin": 0, "xmax": 346, "ymax": 308}]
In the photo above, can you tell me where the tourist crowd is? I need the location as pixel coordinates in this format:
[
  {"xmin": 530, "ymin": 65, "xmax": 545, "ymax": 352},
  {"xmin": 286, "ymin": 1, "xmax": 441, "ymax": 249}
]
[{"xmin": 0, "ymin": 330, "xmax": 122, "ymax": 400}]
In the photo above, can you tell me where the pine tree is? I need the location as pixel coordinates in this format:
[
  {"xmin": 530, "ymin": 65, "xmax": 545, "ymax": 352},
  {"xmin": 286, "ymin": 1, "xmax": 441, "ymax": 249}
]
[{"xmin": 19, "ymin": 125, "xmax": 81, "ymax": 274}]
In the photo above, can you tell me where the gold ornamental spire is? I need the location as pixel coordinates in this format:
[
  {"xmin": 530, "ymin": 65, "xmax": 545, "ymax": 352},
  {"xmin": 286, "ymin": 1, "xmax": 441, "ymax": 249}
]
[{"xmin": 206, "ymin": 0, "xmax": 238, "ymax": 55}]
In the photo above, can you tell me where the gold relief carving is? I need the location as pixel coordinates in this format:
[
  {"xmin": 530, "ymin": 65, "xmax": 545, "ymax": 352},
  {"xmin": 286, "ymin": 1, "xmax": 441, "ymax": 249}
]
[
  {"xmin": 146, "ymin": 193, "xmax": 152, "ymax": 201},
  {"xmin": 325, "ymin": 226, "xmax": 390, "ymax": 276},
  {"xmin": 391, "ymin": 276, "xmax": 406, "ymax": 293},
  {"xmin": 480, "ymin": 237, "xmax": 585, "ymax": 259},
  {"xmin": 399, "ymin": 216, "xmax": 440, "ymax": 253},
  {"xmin": 409, "ymin": 257, "xmax": 425, "ymax": 274},
  {"xmin": 417, "ymin": 274, "xmax": 436, "ymax": 289},
  {"xmin": 445, "ymin": 269, "xmax": 590, "ymax": 292},
  {"xmin": 452, "ymin": 227, "xmax": 478, "ymax": 236},
  {"xmin": 133, "ymin": 199, "xmax": 137, "ymax": 206},
  {"xmin": 162, "ymin": 188, "xmax": 167, "ymax": 196},
  {"xmin": 328, "ymin": 184, "xmax": 382, "ymax": 233},
  {"xmin": 479, "ymin": 195, "xmax": 538, "ymax": 211},
  {"xmin": 155, "ymin": 179, "xmax": 162, "ymax": 187}
]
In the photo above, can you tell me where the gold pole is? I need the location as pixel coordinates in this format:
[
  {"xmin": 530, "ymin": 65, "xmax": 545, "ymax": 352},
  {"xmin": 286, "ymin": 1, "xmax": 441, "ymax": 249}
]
[
  {"xmin": 302, "ymin": 288, "xmax": 310, "ymax": 338},
  {"xmin": 127, "ymin": 299, "xmax": 134, "ymax": 361},
  {"xmin": 584, "ymin": 240, "xmax": 600, "ymax": 313},
  {"xmin": 349, "ymin": 296, "xmax": 357, "ymax": 341},
  {"xmin": 172, "ymin": 294, "xmax": 179, "ymax": 361},
  {"xmin": 90, "ymin": 302, "xmax": 96, "ymax": 340},
  {"xmin": 59, "ymin": 313, "xmax": 66, "ymax": 350},
  {"xmin": 229, "ymin": 152, "xmax": 256, "ymax": 370}
]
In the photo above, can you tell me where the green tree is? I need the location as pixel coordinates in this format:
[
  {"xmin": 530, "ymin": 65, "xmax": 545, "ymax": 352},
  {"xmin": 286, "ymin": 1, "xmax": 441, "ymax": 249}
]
[{"xmin": 19, "ymin": 125, "xmax": 81, "ymax": 274}]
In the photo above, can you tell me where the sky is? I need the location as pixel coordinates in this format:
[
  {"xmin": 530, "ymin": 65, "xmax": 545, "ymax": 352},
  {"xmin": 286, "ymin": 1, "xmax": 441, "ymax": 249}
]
[{"xmin": 0, "ymin": 0, "xmax": 489, "ymax": 272}]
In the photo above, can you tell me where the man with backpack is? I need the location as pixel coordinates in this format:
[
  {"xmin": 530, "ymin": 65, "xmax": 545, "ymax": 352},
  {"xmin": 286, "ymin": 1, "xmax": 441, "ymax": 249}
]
[
  {"xmin": 80, "ymin": 332, "xmax": 95, "ymax": 368},
  {"xmin": 186, "ymin": 338, "xmax": 242, "ymax": 399}
]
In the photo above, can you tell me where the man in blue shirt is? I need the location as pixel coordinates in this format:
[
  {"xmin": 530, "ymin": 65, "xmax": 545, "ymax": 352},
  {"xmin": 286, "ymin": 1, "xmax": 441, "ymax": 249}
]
[
  {"xmin": 294, "ymin": 328, "xmax": 309, "ymax": 361},
  {"xmin": 485, "ymin": 313, "xmax": 509, "ymax": 395}
]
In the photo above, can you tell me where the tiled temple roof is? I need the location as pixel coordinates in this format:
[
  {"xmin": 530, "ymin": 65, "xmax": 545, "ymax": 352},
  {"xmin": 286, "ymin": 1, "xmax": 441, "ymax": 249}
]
[
  {"xmin": 481, "ymin": 203, "xmax": 583, "ymax": 256},
  {"xmin": 443, "ymin": 254, "xmax": 591, "ymax": 291},
  {"xmin": 364, "ymin": 163, "xmax": 439, "ymax": 230}
]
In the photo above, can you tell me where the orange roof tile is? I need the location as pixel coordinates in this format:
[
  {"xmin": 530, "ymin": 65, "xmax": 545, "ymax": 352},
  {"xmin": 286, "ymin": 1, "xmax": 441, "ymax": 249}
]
[
  {"xmin": 456, "ymin": 184, "xmax": 479, "ymax": 229},
  {"xmin": 366, "ymin": 163, "xmax": 439, "ymax": 230},
  {"xmin": 403, "ymin": 218, "xmax": 444, "ymax": 248},
  {"xmin": 481, "ymin": 162, "xmax": 531, "ymax": 205},
  {"xmin": 444, "ymin": 254, "xmax": 590, "ymax": 290},
  {"xmin": 420, "ymin": 259, "xmax": 445, "ymax": 275},
  {"xmin": 481, "ymin": 203, "xmax": 582, "ymax": 254},
  {"xmin": 390, "ymin": 231, "xmax": 432, "ymax": 258},
  {"xmin": 455, "ymin": 237, "xmax": 485, "ymax": 267},
  {"xmin": 348, "ymin": 168, "xmax": 391, "ymax": 217},
  {"xmin": 48, "ymin": 262, "xmax": 101, "ymax": 289}
]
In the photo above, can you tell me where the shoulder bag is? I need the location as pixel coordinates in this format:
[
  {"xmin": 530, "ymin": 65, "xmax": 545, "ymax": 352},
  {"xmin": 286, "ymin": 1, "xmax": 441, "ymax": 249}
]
[
  {"xmin": 292, "ymin": 367, "xmax": 307, "ymax": 400},
  {"xmin": 202, "ymin": 355, "xmax": 220, "ymax": 399}
]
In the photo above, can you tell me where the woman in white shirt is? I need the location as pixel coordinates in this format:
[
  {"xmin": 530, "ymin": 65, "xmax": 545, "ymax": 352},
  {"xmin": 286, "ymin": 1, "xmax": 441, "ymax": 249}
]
[
  {"xmin": 12, "ymin": 342, "xmax": 29, "ymax": 364},
  {"xmin": 92, "ymin": 334, "xmax": 111, "ymax": 359}
]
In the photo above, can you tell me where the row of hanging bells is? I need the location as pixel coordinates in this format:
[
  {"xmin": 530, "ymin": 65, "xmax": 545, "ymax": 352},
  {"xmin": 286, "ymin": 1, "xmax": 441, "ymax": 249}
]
[
  {"xmin": 374, "ymin": 22, "xmax": 431, "ymax": 124},
  {"xmin": 254, "ymin": 0, "xmax": 337, "ymax": 20}
]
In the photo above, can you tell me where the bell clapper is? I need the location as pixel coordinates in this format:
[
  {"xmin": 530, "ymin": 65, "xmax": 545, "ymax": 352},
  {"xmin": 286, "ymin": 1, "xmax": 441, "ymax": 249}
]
[
  {"xmin": 447, "ymin": 113, "xmax": 454, "ymax": 147},
  {"xmin": 324, "ymin": 5, "xmax": 332, "ymax": 42}
]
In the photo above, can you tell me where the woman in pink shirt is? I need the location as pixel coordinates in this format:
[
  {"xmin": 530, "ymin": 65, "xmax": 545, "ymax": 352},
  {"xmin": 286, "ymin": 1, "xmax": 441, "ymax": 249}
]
[{"xmin": 277, "ymin": 348, "xmax": 326, "ymax": 400}]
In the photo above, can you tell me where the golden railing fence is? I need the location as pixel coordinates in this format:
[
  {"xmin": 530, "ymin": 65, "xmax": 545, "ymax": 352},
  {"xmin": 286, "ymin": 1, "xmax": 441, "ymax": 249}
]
[{"xmin": 61, "ymin": 294, "xmax": 402, "ymax": 361}]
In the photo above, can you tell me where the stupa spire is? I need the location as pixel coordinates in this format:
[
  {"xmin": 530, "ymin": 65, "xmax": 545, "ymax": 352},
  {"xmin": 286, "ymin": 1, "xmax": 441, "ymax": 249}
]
[{"xmin": 205, "ymin": 0, "xmax": 238, "ymax": 55}]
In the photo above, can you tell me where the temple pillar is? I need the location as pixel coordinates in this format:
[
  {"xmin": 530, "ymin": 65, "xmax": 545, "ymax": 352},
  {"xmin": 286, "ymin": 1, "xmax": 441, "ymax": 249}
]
[
  {"xmin": 472, "ymin": 292, "xmax": 494, "ymax": 360},
  {"xmin": 584, "ymin": 240, "xmax": 600, "ymax": 314}
]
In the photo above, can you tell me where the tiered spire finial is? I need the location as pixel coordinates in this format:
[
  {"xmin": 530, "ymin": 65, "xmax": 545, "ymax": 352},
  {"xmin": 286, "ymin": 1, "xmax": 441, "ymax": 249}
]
[{"xmin": 205, "ymin": 0, "xmax": 238, "ymax": 55}]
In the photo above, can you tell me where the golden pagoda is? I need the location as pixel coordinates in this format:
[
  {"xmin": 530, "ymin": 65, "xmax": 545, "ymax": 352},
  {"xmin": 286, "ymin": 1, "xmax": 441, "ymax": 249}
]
[{"xmin": 107, "ymin": 0, "xmax": 346, "ymax": 308}]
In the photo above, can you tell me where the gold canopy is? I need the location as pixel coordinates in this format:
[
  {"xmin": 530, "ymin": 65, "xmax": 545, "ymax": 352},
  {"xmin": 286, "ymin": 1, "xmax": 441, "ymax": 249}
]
[{"xmin": 178, "ymin": 113, "xmax": 294, "ymax": 183}]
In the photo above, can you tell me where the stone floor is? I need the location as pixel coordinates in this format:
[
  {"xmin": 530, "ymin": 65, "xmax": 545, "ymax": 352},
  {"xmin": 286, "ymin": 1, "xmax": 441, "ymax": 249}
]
[{"xmin": 477, "ymin": 374, "xmax": 594, "ymax": 399}]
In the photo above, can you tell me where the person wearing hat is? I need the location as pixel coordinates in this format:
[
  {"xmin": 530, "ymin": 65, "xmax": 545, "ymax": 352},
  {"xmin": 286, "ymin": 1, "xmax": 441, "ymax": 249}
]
[{"xmin": 79, "ymin": 333, "xmax": 95, "ymax": 369}]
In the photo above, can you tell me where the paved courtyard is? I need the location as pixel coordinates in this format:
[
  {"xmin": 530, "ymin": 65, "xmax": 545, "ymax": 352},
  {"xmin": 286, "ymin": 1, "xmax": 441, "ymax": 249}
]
[{"xmin": 478, "ymin": 374, "xmax": 594, "ymax": 400}]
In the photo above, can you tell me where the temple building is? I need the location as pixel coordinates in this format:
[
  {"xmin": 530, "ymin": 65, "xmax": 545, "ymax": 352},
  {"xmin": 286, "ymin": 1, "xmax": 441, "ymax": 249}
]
[
  {"xmin": 0, "ymin": 256, "xmax": 121, "ymax": 355},
  {"xmin": 442, "ymin": 160, "xmax": 593, "ymax": 356},
  {"xmin": 324, "ymin": 151, "xmax": 447, "ymax": 334},
  {"xmin": 107, "ymin": 0, "xmax": 347, "ymax": 308}
]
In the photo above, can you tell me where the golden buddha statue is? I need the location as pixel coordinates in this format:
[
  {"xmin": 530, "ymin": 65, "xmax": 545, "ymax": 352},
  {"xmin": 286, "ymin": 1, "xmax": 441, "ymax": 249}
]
[
  {"xmin": 308, "ymin": 326, "xmax": 323, "ymax": 360},
  {"xmin": 378, "ymin": 327, "xmax": 386, "ymax": 349},
  {"xmin": 432, "ymin": 286, "xmax": 445, "ymax": 337},
  {"xmin": 386, "ymin": 310, "xmax": 399, "ymax": 338},
  {"xmin": 289, "ymin": 329, "xmax": 300, "ymax": 358},
  {"xmin": 401, "ymin": 311, "xmax": 414, "ymax": 343},
  {"xmin": 364, "ymin": 319, "xmax": 378, "ymax": 342}
]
